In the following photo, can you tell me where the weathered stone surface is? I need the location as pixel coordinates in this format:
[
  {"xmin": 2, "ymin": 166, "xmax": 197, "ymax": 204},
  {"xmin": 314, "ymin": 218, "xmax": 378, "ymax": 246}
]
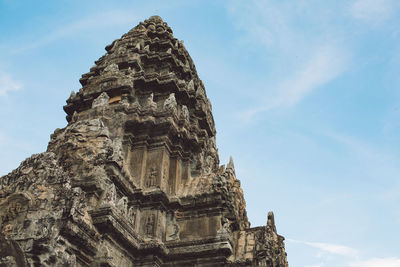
[{"xmin": 0, "ymin": 15, "xmax": 288, "ymax": 266}]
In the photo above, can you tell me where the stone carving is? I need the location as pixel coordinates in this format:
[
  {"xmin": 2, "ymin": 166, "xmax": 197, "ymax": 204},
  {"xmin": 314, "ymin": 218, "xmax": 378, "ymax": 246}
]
[
  {"xmin": 70, "ymin": 187, "xmax": 85, "ymax": 221},
  {"xmin": 145, "ymin": 167, "xmax": 157, "ymax": 188},
  {"xmin": 71, "ymin": 110, "xmax": 79, "ymax": 122},
  {"xmin": 92, "ymin": 92, "xmax": 110, "ymax": 108},
  {"xmin": 131, "ymin": 97, "xmax": 140, "ymax": 109},
  {"xmin": 146, "ymin": 93, "xmax": 157, "ymax": 110},
  {"xmin": 217, "ymin": 217, "xmax": 231, "ymax": 237},
  {"xmin": 187, "ymin": 79, "xmax": 195, "ymax": 94},
  {"xmin": 104, "ymin": 63, "xmax": 119, "ymax": 73},
  {"xmin": 181, "ymin": 105, "xmax": 189, "ymax": 121},
  {"xmin": 128, "ymin": 207, "xmax": 136, "ymax": 226},
  {"xmin": 102, "ymin": 183, "xmax": 117, "ymax": 206},
  {"xmin": 161, "ymin": 165, "xmax": 168, "ymax": 189},
  {"xmin": 145, "ymin": 214, "xmax": 155, "ymax": 237},
  {"xmin": 116, "ymin": 196, "xmax": 128, "ymax": 215},
  {"xmin": 135, "ymin": 42, "xmax": 141, "ymax": 50},
  {"xmin": 0, "ymin": 15, "xmax": 288, "ymax": 266},
  {"xmin": 196, "ymin": 86, "xmax": 205, "ymax": 99},
  {"xmin": 69, "ymin": 90, "xmax": 76, "ymax": 102},
  {"xmin": 166, "ymin": 222, "xmax": 180, "ymax": 241},
  {"xmin": 163, "ymin": 93, "xmax": 177, "ymax": 113}
]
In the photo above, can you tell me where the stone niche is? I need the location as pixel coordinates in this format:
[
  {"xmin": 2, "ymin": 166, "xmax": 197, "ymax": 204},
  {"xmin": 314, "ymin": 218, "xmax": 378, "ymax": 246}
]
[
  {"xmin": 178, "ymin": 215, "xmax": 220, "ymax": 240},
  {"xmin": 127, "ymin": 142, "xmax": 192, "ymax": 195},
  {"xmin": 140, "ymin": 209, "xmax": 166, "ymax": 241}
]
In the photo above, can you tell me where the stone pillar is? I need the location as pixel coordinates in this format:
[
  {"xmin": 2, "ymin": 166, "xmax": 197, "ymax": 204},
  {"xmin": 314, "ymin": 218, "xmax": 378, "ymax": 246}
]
[
  {"xmin": 169, "ymin": 156, "xmax": 182, "ymax": 194},
  {"xmin": 128, "ymin": 144, "xmax": 147, "ymax": 186}
]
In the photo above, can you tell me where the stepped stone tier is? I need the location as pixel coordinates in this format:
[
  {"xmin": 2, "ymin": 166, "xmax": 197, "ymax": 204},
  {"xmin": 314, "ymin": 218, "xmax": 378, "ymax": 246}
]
[{"xmin": 0, "ymin": 16, "xmax": 288, "ymax": 266}]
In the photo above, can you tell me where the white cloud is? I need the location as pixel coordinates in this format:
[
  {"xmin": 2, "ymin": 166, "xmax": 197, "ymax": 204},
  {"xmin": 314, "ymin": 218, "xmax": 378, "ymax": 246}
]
[
  {"xmin": 0, "ymin": 70, "xmax": 22, "ymax": 96},
  {"xmin": 349, "ymin": 257, "xmax": 400, "ymax": 267},
  {"xmin": 350, "ymin": 0, "xmax": 398, "ymax": 24},
  {"xmin": 304, "ymin": 241, "xmax": 358, "ymax": 258},
  {"xmin": 289, "ymin": 239, "xmax": 400, "ymax": 267},
  {"xmin": 287, "ymin": 239, "xmax": 358, "ymax": 257},
  {"xmin": 288, "ymin": 239, "xmax": 358, "ymax": 258}
]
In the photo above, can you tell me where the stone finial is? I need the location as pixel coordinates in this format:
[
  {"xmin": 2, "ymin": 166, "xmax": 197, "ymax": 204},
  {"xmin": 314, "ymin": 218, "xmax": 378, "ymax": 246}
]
[
  {"xmin": 187, "ymin": 80, "xmax": 195, "ymax": 94},
  {"xmin": 149, "ymin": 15, "xmax": 163, "ymax": 23},
  {"xmin": 196, "ymin": 87, "xmax": 205, "ymax": 99},
  {"xmin": 267, "ymin": 211, "xmax": 277, "ymax": 232},
  {"xmin": 92, "ymin": 92, "xmax": 110, "ymax": 108},
  {"xmin": 227, "ymin": 156, "xmax": 235, "ymax": 173},
  {"xmin": 71, "ymin": 111, "xmax": 79, "ymax": 122},
  {"xmin": 69, "ymin": 91, "xmax": 76, "ymax": 100},
  {"xmin": 218, "ymin": 165, "xmax": 225, "ymax": 174}
]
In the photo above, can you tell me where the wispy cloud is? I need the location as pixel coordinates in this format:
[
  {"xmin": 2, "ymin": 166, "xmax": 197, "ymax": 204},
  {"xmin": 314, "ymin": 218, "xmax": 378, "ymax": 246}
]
[
  {"xmin": 227, "ymin": 1, "xmax": 350, "ymax": 119},
  {"xmin": 349, "ymin": 257, "xmax": 400, "ymax": 267},
  {"xmin": 10, "ymin": 10, "xmax": 140, "ymax": 53},
  {"xmin": 288, "ymin": 239, "xmax": 358, "ymax": 258},
  {"xmin": 0, "ymin": 69, "xmax": 22, "ymax": 96},
  {"xmin": 325, "ymin": 130, "xmax": 400, "ymax": 178},
  {"xmin": 350, "ymin": 0, "xmax": 399, "ymax": 24},
  {"xmin": 275, "ymin": 45, "xmax": 347, "ymax": 107},
  {"xmin": 289, "ymin": 238, "xmax": 400, "ymax": 266},
  {"xmin": 242, "ymin": 45, "xmax": 348, "ymax": 118},
  {"xmin": 227, "ymin": 0, "xmax": 293, "ymax": 50}
]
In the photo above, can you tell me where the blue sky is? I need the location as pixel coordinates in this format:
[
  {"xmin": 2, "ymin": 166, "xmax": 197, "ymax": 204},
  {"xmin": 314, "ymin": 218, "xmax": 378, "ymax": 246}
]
[{"xmin": 1, "ymin": 0, "xmax": 399, "ymax": 266}]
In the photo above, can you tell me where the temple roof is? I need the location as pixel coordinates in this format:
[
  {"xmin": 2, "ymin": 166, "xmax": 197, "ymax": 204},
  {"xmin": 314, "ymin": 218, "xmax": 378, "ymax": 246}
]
[{"xmin": 63, "ymin": 15, "xmax": 219, "ymax": 170}]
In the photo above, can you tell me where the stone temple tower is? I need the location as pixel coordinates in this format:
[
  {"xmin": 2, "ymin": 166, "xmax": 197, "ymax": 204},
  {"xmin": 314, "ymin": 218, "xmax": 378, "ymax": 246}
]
[{"xmin": 0, "ymin": 16, "xmax": 288, "ymax": 266}]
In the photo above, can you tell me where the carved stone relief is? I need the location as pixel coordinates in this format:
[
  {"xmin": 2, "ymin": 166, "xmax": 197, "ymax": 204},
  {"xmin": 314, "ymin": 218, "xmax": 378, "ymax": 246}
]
[
  {"xmin": 163, "ymin": 93, "xmax": 177, "ymax": 113},
  {"xmin": 92, "ymin": 92, "xmax": 110, "ymax": 108},
  {"xmin": 102, "ymin": 183, "xmax": 117, "ymax": 206},
  {"xmin": 180, "ymin": 105, "xmax": 189, "ymax": 121},
  {"xmin": 128, "ymin": 207, "xmax": 137, "ymax": 227},
  {"xmin": 166, "ymin": 212, "xmax": 180, "ymax": 241},
  {"xmin": 145, "ymin": 167, "xmax": 158, "ymax": 188},
  {"xmin": 146, "ymin": 93, "xmax": 157, "ymax": 110},
  {"xmin": 70, "ymin": 187, "xmax": 85, "ymax": 222},
  {"xmin": 145, "ymin": 214, "xmax": 155, "ymax": 237},
  {"xmin": 116, "ymin": 196, "xmax": 128, "ymax": 215}
]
